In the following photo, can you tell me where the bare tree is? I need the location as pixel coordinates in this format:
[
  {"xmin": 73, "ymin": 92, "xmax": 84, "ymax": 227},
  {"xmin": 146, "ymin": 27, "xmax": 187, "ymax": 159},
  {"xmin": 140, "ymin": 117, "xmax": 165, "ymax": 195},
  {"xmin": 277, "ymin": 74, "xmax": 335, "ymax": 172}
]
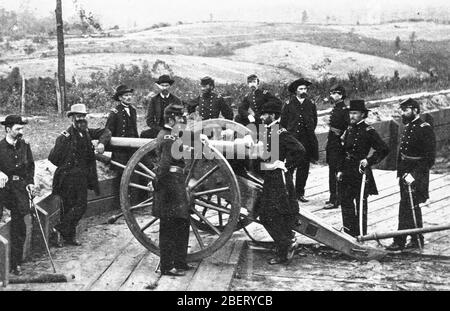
[
  {"xmin": 302, "ymin": 10, "xmax": 308, "ymax": 24},
  {"xmin": 409, "ymin": 31, "xmax": 416, "ymax": 54}
]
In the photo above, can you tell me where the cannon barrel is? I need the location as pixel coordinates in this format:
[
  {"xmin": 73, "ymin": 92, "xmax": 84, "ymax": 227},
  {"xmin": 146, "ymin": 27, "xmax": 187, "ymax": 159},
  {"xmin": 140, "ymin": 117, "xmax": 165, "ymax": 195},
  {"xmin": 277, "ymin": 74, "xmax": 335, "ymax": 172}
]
[
  {"xmin": 108, "ymin": 136, "xmax": 259, "ymax": 159},
  {"xmin": 357, "ymin": 223, "xmax": 450, "ymax": 242}
]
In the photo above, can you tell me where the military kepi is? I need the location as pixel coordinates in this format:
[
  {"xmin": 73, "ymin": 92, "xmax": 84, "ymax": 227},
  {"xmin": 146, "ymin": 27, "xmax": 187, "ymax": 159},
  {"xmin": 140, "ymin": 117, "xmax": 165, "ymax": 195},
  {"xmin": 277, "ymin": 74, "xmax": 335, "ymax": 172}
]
[
  {"xmin": 156, "ymin": 75, "xmax": 175, "ymax": 85},
  {"xmin": 261, "ymin": 100, "xmax": 282, "ymax": 114},
  {"xmin": 164, "ymin": 104, "xmax": 184, "ymax": 118},
  {"xmin": 399, "ymin": 98, "xmax": 420, "ymax": 112},
  {"xmin": 113, "ymin": 84, "xmax": 134, "ymax": 101},
  {"xmin": 0, "ymin": 115, "xmax": 28, "ymax": 126},
  {"xmin": 200, "ymin": 76, "xmax": 215, "ymax": 87},
  {"xmin": 348, "ymin": 99, "xmax": 370, "ymax": 112}
]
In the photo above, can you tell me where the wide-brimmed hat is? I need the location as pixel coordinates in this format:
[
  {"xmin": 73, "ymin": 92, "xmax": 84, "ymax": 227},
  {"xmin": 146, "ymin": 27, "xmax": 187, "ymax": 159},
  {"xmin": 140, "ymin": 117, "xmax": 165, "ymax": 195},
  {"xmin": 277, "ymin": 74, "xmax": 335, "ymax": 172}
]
[
  {"xmin": 399, "ymin": 98, "xmax": 420, "ymax": 111},
  {"xmin": 0, "ymin": 115, "xmax": 28, "ymax": 126},
  {"xmin": 67, "ymin": 104, "xmax": 88, "ymax": 117},
  {"xmin": 113, "ymin": 84, "xmax": 134, "ymax": 101},
  {"xmin": 261, "ymin": 100, "xmax": 282, "ymax": 114},
  {"xmin": 288, "ymin": 78, "xmax": 312, "ymax": 93},
  {"xmin": 156, "ymin": 75, "xmax": 175, "ymax": 86},
  {"xmin": 348, "ymin": 100, "xmax": 370, "ymax": 112}
]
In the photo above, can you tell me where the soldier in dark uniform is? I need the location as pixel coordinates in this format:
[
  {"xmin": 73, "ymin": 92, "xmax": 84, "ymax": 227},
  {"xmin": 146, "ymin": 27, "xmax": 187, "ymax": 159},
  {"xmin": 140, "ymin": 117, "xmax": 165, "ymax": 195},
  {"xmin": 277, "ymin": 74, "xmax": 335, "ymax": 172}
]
[
  {"xmin": 337, "ymin": 100, "xmax": 389, "ymax": 237},
  {"xmin": 235, "ymin": 74, "xmax": 282, "ymax": 127},
  {"xmin": 280, "ymin": 78, "xmax": 319, "ymax": 203},
  {"xmin": 386, "ymin": 98, "xmax": 436, "ymax": 251},
  {"xmin": 152, "ymin": 104, "xmax": 191, "ymax": 277},
  {"xmin": 187, "ymin": 76, "xmax": 233, "ymax": 121},
  {"xmin": 0, "ymin": 115, "xmax": 35, "ymax": 275},
  {"xmin": 257, "ymin": 101, "xmax": 306, "ymax": 265},
  {"xmin": 105, "ymin": 85, "xmax": 139, "ymax": 166},
  {"xmin": 49, "ymin": 104, "xmax": 111, "ymax": 246},
  {"xmin": 324, "ymin": 85, "xmax": 349, "ymax": 210},
  {"xmin": 143, "ymin": 75, "xmax": 183, "ymax": 139}
]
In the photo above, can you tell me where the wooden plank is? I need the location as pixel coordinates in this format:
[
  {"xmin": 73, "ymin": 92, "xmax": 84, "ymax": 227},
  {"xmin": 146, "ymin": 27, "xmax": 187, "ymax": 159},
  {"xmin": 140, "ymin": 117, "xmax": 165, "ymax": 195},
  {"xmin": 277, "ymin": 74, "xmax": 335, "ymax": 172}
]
[
  {"xmin": 88, "ymin": 240, "xmax": 147, "ymax": 291},
  {"xmin": 0, "ymin": 235, "xmax": 9, "ymax": 287},
  {"xmin": 119, "ymin": 252, "xmax": 161, "ymax": 291},
  {"xmin": 84, "ymin": 196, "xmax": 120, "ymax": 218}
]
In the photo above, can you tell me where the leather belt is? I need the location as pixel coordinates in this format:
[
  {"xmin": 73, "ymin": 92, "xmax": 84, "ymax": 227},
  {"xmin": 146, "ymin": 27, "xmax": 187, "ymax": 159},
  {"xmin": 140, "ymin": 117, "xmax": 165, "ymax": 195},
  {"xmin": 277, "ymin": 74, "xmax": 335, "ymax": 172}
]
[
  {"xmin": 400, "ymin": 153, "xmax": 423, "ymax": 161},
  {"xmin": 169, "ymin": 166, "xmax": 184, "ymax": 174}
]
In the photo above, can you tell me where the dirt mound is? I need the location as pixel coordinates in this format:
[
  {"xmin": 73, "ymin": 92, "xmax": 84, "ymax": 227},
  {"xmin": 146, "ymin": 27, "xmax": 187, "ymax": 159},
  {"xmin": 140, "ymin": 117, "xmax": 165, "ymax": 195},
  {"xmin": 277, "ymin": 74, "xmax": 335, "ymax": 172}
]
[{"xmin": 228, "ymin": 40, "xmax": 425, "ymax": 81}]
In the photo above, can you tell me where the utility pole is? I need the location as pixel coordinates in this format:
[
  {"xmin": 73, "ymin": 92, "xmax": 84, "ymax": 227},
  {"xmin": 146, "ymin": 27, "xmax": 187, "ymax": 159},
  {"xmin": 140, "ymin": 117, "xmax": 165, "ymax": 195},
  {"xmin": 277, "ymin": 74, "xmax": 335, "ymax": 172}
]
[{"xmin": 55, "ymin": 0, "xmax": 66, "ymax": 115}]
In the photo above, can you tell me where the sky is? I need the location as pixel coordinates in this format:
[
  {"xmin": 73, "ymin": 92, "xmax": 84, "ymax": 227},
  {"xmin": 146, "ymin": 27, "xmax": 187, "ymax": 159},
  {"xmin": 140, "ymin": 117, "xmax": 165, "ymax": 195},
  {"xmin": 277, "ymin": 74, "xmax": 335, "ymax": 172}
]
[{"xmin": 1, "ymin": 0, "xmax": 449, "ymax": 28}]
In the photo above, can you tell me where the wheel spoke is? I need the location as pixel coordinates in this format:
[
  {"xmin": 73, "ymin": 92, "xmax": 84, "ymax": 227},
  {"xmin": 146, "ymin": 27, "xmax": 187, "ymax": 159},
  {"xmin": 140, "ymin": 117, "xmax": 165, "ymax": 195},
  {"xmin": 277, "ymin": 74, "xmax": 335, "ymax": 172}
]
[
  {"xmin": 218, "ymin": 212, "xmax": 223, "ymax": 227},
  {"xmin": 185, "ymin": 159, "xmax": 197, "ymax": 184},
  {"xmin": 141, "ymin": 218, "xmax": 159, "ymax": 232},
  {"xmin": 190, "ymin": 220, "xmax": 205, "ymax": 249},
  {"xmin": 189, "ymin": 165, "xmax": 220, "ymax": 190},
  {"xmin": 129, "ymin": 183, "xmax": 152, "ymax": 192},
  {"xmin": 129, "ymin": 200, "xmax": 153, "ymax": 211},
  {"xmin": 132, "ymin": 169, "xmax": 153, "ymax": 180},
  {"xmin": 194, "ymin": 199, "xmax": 231, "ymax": 215},
  {"xmin": 193, "ymin": 186, "xmax": 230, "ymax": 197},
  {"xmin": 138, "ymin": 162, "xmax": 156, "ymax": 178},
  {"xmin": 191, "ymin": 208, "xmax": 222, "ymax": 235}
]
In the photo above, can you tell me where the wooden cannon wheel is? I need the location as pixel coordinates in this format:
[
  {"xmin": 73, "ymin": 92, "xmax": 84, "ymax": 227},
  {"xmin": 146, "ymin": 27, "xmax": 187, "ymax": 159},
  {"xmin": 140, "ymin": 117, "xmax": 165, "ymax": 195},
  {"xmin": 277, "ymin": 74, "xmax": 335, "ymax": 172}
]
[{"xmin": 119, "ymin": 137, "xmax": 242, "ymax": 262}]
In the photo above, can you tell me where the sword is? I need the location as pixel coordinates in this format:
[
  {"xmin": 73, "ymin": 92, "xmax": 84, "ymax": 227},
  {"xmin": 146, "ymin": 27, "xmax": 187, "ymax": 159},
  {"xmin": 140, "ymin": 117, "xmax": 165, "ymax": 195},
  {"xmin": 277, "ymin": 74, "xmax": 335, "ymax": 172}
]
[
  {"xmin": 359, "ymin": 169, "xmax": 367, "ymax": 237},
  {"xmin": 28, "ymin": 190, "xmax": 57, "ymax": 274},
  {"xmin": 407, "ymin": 183, "xmax": 423, "ymax": 250}
]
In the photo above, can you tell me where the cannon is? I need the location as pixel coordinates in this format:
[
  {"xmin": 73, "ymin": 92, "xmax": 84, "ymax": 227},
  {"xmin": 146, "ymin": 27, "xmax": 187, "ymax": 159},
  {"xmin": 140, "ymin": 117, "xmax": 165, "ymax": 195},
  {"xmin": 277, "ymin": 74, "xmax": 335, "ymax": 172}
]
[{"xmin": 97, "ymin": 119, "xmax": 389, "ymax": 262}]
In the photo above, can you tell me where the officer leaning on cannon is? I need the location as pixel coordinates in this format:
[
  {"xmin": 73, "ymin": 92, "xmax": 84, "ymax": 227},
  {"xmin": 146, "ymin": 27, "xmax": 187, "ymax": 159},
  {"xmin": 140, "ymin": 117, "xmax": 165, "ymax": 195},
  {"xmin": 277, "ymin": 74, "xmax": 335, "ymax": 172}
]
[
  {"xmin": 187, "ymin": 76, "xmax": 233, "ymax": 121},
  {"xmin": 235, "ymin": 74, "xmax": 282, "ymax": 127},
  {"xmin": 105, "ymin": 85, "xmax": 139, "ymax": 166},
  {"xmin": 337, "ymin": 100, "xmax": 390, "ymax": 237},
  {"xmin": 257, "ymin": 100, "xmax": 306, "ymax": 265},
  {"xmin": 143, "ymin": 75, "xmax": 183, "ymax": 139},
  {"xmin": 281, "ymin": 78, "xmax": 319, "ymax": 203},
  {"xmin": 152, "ymin": 104, "xmax": 192, "ymax": 277},
  {"xmin": 386, "ymin": 98, "xmax": 436, "ymax": 251},
  {"xmin": 0, "ymin": 115, "xmax": 36, "ymax": 275},
  {"xmin": 48, "ymin": 104, "xmax": 111, "ymax": 247},
  {"xmin": 324, "ymin": 84, "xmax": 349, "ymax": 210}
]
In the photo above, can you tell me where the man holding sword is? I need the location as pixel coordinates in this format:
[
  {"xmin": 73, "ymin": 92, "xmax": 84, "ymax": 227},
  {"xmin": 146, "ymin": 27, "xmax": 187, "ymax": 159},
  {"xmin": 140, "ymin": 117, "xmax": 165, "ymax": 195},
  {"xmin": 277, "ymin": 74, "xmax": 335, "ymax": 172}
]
[
  {"xmin": 337, "ymin": 100, "xmax": 389, "ymax": 237},
  {"xmin": 386, "ymin": 98, "xmax": 436, "ymax": 251},
  {"xmin": 0, "ymin": 115, "xmax": 36, "ymax": 275}
]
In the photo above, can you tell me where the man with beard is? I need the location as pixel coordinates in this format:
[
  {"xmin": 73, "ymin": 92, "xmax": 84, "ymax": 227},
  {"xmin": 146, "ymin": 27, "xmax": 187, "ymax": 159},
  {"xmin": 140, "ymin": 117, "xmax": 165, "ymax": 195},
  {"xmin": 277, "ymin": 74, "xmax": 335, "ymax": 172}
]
[
  {"xmin": 187, "ymin": 76, "xmax": 233, "ymax": 121},
  {"xmin": 0, "ymin": 115, "xmax": 35, "ymax": 275},
  {"xmin": 235, "ymin": 74, "xmax": 282, "ymax": 127},
  {"xmin": 49, "ymin": 104, "xmax": 111, "ymax": 247},
  {"xmin": 386, "ymin": 98, "xmax": 436, "ymax": 251},
  {"xmin": 324, "ymin": 85, "xmax": 349, "ymax": 210},
  {"xmin": 105, "ymin": 85, "xmax": 139, "ymax": 166},
  {"xmin": 257, "ymin": 101, "xmax": 306, "ymax": 265},
  {"xmin": 280, "ymin": 78, "xmax": 319, "ymax": 203},
  {"xmin": 143, "ymin": 75, "xmax": 183, "ymax": 139},
  {"xmin": 337, "ymin": 100, "xmax": 389, "ymax": 237},
  {"xmin": 152, "ymin": 104, "xmax": 191, "ymax": 276}
]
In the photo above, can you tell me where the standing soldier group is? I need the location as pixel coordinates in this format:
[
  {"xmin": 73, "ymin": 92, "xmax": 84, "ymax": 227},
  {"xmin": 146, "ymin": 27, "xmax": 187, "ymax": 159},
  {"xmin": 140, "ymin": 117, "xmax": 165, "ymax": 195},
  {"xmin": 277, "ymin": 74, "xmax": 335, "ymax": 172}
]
[{"xmin": 0, "ymin": 72, "xmax": 437, "ymax": 277}]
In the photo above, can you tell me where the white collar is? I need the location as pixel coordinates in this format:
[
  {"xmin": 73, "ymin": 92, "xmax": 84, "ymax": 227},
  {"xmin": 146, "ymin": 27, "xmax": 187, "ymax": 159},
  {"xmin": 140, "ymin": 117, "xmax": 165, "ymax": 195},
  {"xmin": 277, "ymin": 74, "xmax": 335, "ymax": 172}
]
[
  {"xmin": 296, "ymin": 96, "xmax": 305, "ymax": 103},
  {"xmin": 5, "ymin": 136, "xmax": 17, "ymax": 146},
  {"xmin": 357, "ymin": 119, "xmax": 365, "ymax": 125},
  {"xmin": 163, "ymin": 124, "xmax": 173, "ymax": 130},
  {"xmin": 266, "ymin": 118, "xmax": 280, "ymax": 128},
  {"xmin": 160, "ymin": 93, "xmax": 170, "ymax": 99}
]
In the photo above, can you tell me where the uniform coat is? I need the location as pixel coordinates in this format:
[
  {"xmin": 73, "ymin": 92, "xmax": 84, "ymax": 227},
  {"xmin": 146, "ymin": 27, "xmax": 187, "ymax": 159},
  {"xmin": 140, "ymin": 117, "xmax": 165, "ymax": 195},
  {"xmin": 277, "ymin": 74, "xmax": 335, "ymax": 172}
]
[
  {"xmin": 258, "ymin": 122, "xmax": 305, "ymax": 259},
  {"xmin": 105, "ymin": 104, "xmax": 138, "ymax": 165},
  {"xmin": 236, "ymin": 89, "xmax": 282, "ymax": 126},
  {"xmin": 338, "ymin": 121, "xmax": 390, "ymax": 236},
  {"xmin": 144, "ymin": 93, "xmax": 183, "ymax": 138},
  {"xmin": 187, "ymin": 92, "xmax": 233, "ymax": 121},
  {"xmin": 48, "ymin": 125, "xmax": 111, "ymax": 239},
  {"xmin": 152, "ymin": 126, "xmax": 190, "ymax": 272},
  {"xmin": 0, "ymin": 138, "xmax": 35, "ymax": 267},
  {"xmin": 326, "ymin": 100, "xmax": 349, "ymax": 204},
  {"xmin": 393, "ymin": 117, "xmax": 436, "ymax": 246}
]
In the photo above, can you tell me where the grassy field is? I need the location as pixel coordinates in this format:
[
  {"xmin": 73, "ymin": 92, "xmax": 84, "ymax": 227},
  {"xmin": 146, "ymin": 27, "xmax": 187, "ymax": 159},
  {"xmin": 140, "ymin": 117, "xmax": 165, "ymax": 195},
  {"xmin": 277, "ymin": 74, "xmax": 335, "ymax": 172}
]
[{"xmin": 2, "ymin": 21, "xmax": 449, "ymax": 84}]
